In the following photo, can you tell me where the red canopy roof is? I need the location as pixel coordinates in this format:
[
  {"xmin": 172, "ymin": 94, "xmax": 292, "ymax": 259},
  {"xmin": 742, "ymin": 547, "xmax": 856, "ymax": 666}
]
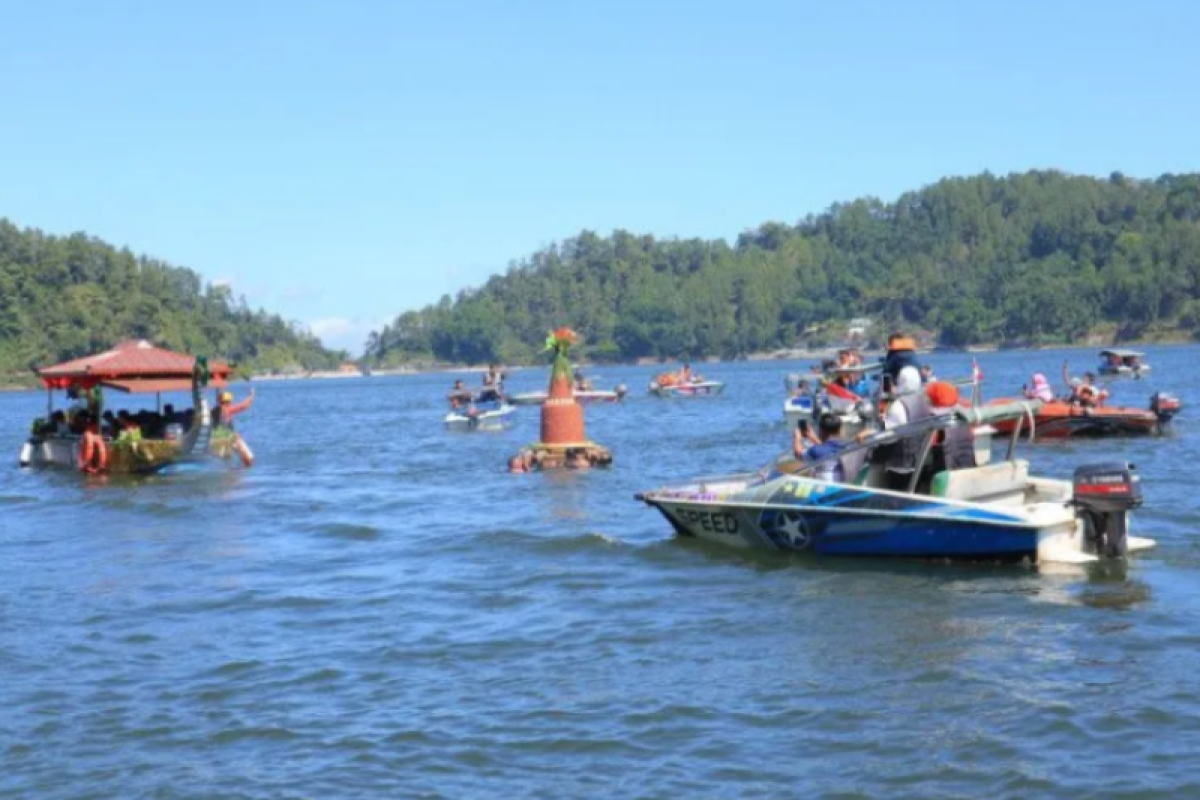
[{"xmin": 37, "ymin": 340, "xmax": 232, "ymax": 391}]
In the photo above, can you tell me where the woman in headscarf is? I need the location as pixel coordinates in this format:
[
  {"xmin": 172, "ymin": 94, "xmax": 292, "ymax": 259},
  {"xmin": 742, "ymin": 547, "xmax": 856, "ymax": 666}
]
[{"xmin": 1024, "ymin": 373, "xmax": 1055, "ymax": 402}]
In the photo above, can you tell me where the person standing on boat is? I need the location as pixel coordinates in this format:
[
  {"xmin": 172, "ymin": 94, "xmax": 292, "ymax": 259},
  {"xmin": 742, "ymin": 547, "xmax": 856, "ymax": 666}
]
[
  {"xmin": 880, "ymin": 333, "xmax": 920, "ymax": 387},
  {"xmin": 859, "ymin": 366, "xmax": 930, "ymax": 491},
  {"xmin": 216, "ymin": 388, "xmax": 255, "ymax": 467}
]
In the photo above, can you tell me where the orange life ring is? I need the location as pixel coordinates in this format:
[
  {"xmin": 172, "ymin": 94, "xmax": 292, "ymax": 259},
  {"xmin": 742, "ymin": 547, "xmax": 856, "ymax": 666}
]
[{"xmin": 78, "ymin": 430, "xmax": 108, "ymax": 474}]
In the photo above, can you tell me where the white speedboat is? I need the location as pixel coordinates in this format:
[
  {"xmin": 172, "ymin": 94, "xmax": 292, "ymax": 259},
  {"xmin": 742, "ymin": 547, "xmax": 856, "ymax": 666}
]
[
  {"xmin": 638, "ymin": 402, "xmax": 1150, "ymax": 563},
  {"xmin": 508, "ymin": 386, "xmax": 628, "ymax": 406},
  {"xmin": 444, "ymin": 399, "xmax": 515, "ymax": 431},
  {"xmin": 648, "ymin": 380, "xmax": 725, "ymax": 398}
]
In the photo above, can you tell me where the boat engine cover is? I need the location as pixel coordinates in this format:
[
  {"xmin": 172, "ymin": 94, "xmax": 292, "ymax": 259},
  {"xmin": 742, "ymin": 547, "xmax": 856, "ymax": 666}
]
[
  {"xmin": 1150, "ymin": 392, "xmax": 1182, "ymax": 420},
  {"xmin": 1073, "ymin": 462, "xmax": 1143, "ymax": 513}
]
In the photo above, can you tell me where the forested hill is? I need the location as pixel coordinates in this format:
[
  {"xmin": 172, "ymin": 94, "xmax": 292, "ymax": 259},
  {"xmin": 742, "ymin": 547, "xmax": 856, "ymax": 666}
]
[
  {"xmin": 366, "ymin": 171, "xmax": 1200, "ymax": 366},
  {"xmin": 0, "ymin": 219, "xmax": 344, "ymax": 376}
]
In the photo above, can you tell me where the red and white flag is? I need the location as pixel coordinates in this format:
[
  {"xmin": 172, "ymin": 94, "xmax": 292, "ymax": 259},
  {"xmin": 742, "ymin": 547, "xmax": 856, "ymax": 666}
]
[{"xmin": 972, "ymin": 357, "xmax": 984, "ymax": 384}]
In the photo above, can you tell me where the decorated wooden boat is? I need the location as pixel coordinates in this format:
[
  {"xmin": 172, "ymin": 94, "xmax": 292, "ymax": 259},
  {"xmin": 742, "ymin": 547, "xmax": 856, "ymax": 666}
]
[{"xmin": 19, "ymin": 340, "xmax": 236, "ymax": 474}]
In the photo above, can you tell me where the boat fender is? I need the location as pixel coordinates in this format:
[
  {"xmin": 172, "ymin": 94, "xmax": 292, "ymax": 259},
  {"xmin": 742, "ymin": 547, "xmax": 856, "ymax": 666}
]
[
  {"xmin": 19, "ymin": 440, "xmax": 34, "ymax": 467},
  {"xmin": 78, "ymin": 430, "xmax": 108, "ymax": 474}
]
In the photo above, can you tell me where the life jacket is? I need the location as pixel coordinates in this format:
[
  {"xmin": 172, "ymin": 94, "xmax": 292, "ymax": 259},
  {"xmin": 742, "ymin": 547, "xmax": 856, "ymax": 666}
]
[
  {"xmin": 936, "ymin": 422, "xmax": 977, "ymax": 471},
  {"xmin": 881, "ymin": 391, "xmax": 932, "ymax": 474}
]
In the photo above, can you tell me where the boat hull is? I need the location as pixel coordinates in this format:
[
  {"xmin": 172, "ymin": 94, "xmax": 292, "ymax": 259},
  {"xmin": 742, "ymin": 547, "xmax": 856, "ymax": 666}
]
[
  {"xmin": 508, "ymin": 390, "xmax": 623, "ymax": 406},
  {"xmin": 20, "ymin": 434, "xmax": 194, "ymax": 475},
  {"xmin": 649, "ymin": 381, "xmax": 725, "ymax": 398},
  {"xmin": 988, "ymin": 399, "xmax": 1160, "ymax": 439},
  {"xmin": 444, "ymin": 404, "xmax": 515, "ymax": 430},
  {"xmin": 1099, "ymin": 365, "xmax": 1151, "ymax": 378},
  {"xmin": 645, "ymin": 484, "xmax": 1044, "ymax": 560}
]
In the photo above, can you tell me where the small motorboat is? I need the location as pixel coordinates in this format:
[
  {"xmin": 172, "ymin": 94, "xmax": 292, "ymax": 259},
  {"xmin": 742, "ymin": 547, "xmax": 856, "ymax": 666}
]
[
  {"xmin": 1098, "ymin": 349, "xmax": 1151, "ymax": 378},
  {"xmin": 987, "ymin": 392, "xmax": 1181, "ymax": 439},
  {"xmin": 444, "ymin": 397, "xmax": 515, "ymax": 431},
  {"xmin": 648, "ymin": 371, "xmax": 725, "ymax": 398},
  {"xmin": 638, "ymin": 402, "xmax": 1151, "ymax": 563},
  {"xmin": 782, "ymin": 393, "xmax": 815, "ymax": 428},
  {"xmin": 508, "ymin": 386, "xmax": 628, "ymax": 406}
]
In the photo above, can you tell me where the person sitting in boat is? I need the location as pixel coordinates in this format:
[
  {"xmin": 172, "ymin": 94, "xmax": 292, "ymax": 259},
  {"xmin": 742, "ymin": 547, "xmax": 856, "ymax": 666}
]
[
  {"xmin": 678, "ymin": 362, "xmax": 694, "ymax": 384},
  {"xmin": 1062, "ymin": 362, "xmax": 1108, "ymax": 407},
  {"xmin": 794, "ymin": 412, "xmax": 849, "ymax": 482},
  {"xmin": 1023, "ymin": 373, "xmax": 1056, "ymax": 403},
  {"xmin": 48, "ymin": 410, "xmax": 69, "ymax": 436},
  {"xmin": 573, "ymin": 368, "xmax": 594, "ymax": 392},
  {"xmin": 448, "ymin": 379, "xmax": 473, "ymax": 408}
]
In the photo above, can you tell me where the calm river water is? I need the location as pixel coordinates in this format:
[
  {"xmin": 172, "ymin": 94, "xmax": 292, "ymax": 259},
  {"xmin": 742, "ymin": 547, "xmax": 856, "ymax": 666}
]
[{"xmin": 3, "ymin": 346, "xmax": 1199, "ymax": 798}]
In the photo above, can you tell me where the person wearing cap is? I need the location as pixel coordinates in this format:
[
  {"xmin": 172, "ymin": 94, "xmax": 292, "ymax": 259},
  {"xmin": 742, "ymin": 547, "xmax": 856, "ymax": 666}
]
[{"xmin": 880, "ymin": 333, "xmax": 921, "ymax": 388}]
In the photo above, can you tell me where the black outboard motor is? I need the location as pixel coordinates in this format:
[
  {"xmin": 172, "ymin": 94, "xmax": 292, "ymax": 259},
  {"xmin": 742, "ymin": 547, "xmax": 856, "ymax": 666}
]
[
  {"xmin": 1072, "ymin": 462, "xmax": 1142, "ymax": 558},
  {"xmin": 1150, "ymin": 392, "xmax": 1182, "ymax": 431}
]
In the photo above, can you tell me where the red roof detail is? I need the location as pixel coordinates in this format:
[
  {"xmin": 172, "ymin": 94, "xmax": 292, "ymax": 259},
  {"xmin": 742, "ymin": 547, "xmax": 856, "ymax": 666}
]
[{"xmin": 37, "ymin": 340, "xmax": 231, "ymax": 389}]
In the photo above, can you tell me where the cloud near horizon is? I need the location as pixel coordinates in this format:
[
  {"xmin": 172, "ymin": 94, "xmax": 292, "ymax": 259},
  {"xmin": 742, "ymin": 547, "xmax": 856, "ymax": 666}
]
[{"xmin": 308, "ymin": 316, "xmax": 382, "ymax": 356}]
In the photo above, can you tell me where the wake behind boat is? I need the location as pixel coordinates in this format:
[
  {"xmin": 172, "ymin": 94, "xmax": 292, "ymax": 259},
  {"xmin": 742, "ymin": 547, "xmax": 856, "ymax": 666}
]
[{"xmin": 638, "ymin": 402, "xmax": 1150, "ymax": 563}]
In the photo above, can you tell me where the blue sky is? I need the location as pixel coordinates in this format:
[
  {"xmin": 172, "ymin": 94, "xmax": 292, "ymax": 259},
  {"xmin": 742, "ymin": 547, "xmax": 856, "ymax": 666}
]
[{"xmin": 3, "ymin": 1, "xmax": 1198, "ymax": 353}]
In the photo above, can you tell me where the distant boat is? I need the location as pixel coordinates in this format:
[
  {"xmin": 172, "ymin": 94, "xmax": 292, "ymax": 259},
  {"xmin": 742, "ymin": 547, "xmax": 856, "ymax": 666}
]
[
  {"xmin": 648, "ymin": 371, "xmax": 725, "ymax": 398},
  {"xmin": 1098, "ymin": 349, "xmax": 1151, "ymax": 377},
  {"xmin": 508, "ymin": 386, "xmax": 627, "ymax": 406},
  {"xmin": 444, "ymin": 394, "xmax": 515, "ymax": 431}
]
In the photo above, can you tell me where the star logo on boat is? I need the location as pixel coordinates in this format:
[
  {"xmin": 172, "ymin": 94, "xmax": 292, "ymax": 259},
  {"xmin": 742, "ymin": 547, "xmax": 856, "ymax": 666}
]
[{"xmin": 762, "ymin": 509, "xmax": 812, "ymax": 550}]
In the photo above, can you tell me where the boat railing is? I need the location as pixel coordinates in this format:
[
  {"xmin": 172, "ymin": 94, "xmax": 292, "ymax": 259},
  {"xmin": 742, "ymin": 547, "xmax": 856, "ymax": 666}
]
[{"xmin": 785, "ymin": 400, "xmax": 1043, "ymax": 485}]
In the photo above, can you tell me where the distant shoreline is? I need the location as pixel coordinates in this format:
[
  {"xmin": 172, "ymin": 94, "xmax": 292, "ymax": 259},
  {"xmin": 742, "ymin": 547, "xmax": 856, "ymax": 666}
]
[{"xmin": 3, "ymin": 339, "xmax": 1193, "ymax": 393}]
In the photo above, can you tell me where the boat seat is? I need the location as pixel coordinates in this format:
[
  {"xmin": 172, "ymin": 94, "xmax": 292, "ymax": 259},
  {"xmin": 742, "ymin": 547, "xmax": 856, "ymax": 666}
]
[{"xmin": 930, "ymin": 460, "xmax": 1030, "ymax": 505}]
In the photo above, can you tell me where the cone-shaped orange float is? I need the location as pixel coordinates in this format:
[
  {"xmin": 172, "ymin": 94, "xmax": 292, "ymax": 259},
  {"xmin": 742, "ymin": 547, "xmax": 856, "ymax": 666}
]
[{"xmin": 508, "ymin": 328, "xmax": 612, "ymax": 472}]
